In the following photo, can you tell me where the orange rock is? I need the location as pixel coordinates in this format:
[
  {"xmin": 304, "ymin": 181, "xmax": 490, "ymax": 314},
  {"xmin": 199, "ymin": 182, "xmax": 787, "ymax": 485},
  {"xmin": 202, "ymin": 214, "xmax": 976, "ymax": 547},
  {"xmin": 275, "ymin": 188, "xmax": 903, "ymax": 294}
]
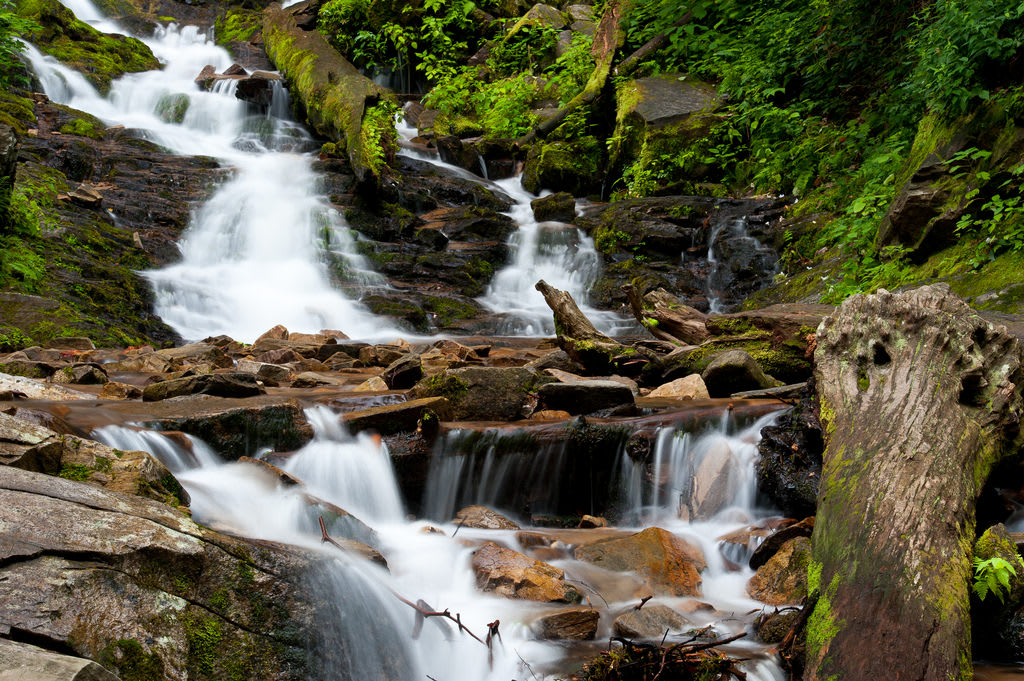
[
  {"xmin": 471, "ymin": 542, "xmax": 582, "ymax": 603},
  {"xmin": 574, "ymin": 527, "xmax": 705, "ymax": 597},
  {"xmin": 746, "ymin": 536, "xmax": 810, "ymax": 605}
]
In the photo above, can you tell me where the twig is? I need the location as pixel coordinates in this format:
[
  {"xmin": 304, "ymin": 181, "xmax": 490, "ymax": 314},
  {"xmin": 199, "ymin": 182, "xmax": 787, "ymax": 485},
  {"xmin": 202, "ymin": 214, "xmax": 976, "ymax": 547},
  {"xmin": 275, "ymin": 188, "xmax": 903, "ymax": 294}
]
[
  {"xmin": 319, "ymin": 515, "xmax": 347, "ymax": 551},
  {"xmin": 679, "ymin": 631, "xmax": 747, "ymax": 654},
  {"xmin": 451, "ymin": 516, "xmax": 467, "ymax": 538},
  {"xmin": 635, "ymin": 595, "xmax": 653, "ymax": 610},
  {"xmin": 390, "ymin": 590, "xmax": 487, "ymax": 645},
  {"xmin": 515, "ymin": 648, "xmax": 540, "ymax": 681}
]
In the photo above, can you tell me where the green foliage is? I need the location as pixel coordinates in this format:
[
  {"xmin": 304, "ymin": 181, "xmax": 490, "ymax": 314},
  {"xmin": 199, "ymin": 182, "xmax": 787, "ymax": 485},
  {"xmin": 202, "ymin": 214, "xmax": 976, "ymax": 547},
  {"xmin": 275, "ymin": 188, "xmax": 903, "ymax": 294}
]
[
  {"xmin": 359, "ymin": 99, "xmax": 399, "ymax": 175},
  {"xmin": 973, "ymin": 555, "xmax": 1021, "ymax": 603},
  {"xmin": 0, "ymin": 0, "xmax": 37, "ymax": 88},
  {"xmin": 908, "ymin": 0, "xmax": 1024, "ymax": 116},
  {"xmin": 424, "ymin": 67, "xmax": 540, "ymax": 139},
  {"xmin": 59, "ymin": 463, "xmax": 92, "ymax": 481}
]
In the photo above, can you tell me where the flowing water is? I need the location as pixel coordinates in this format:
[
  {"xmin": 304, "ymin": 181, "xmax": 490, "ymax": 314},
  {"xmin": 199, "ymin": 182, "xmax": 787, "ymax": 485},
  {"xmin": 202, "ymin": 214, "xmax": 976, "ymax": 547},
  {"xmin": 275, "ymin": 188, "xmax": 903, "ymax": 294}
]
[
  {"xmin": 395, "ymin": 117, "xmax": 631, "ymax": 336},
  {"xmin": 23, "ymin": 19, "xmax": 397, "ymax": 343},
  {"xmin": 95, "ymin": 405, "xmax": 788, "ymax": 681}
]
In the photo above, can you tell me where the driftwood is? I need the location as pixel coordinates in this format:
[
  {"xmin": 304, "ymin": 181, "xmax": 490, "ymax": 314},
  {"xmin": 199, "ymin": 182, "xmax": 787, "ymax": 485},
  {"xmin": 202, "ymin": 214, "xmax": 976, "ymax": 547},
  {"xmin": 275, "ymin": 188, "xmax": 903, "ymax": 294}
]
[
  {"xmin": 535, "ymin": 280, "xmax": 637, "ymax": 374},
  {"xmin": 516, "ymin": 0, "xmax": 628, "ymax": 146},
  {"xmin": 623, "ymin": 284, "xmax": 709, "ymax": 345},
  {"xmin": 806, "ymin": 284, "xmax": 1024, "ymax": 681},
  {"xmin": 582, "ymin": 633, "xmax": 748, "ymax": 681}
]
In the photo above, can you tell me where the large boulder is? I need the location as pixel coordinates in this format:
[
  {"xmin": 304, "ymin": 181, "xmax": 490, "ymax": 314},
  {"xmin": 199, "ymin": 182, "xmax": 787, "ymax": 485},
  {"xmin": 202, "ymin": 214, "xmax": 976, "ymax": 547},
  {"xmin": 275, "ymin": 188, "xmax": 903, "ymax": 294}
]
[
  {"xmin": 531, "ymin": 192, "xmax": 575, "ymax": 223},
  {"xmin": 342, "ymin": 397, "xmax": 452, "ymax": 436},
  {"xmin": 0, "ymin": 466, "xmax": 317, "ymax": 681},
  {"xmin": 700, "ymin": 349, "xmax": 780, "ymax": 397},
  {"xmin": 574, "ymin": 527, "xmax": 705, "ymax": 596},
  {"xmin": 471, "ymin": 542, "xmax": 582, "ymax": 603},
  {"xmin": 0, "ymin": 372, "xmax": 92, "ymax": 401},
  {"xmin": 755, "ymin": 383, "xmax": 823, "ymax": 517},
  {"xmin": 143, "ymin": 399, "xmax": 313, "ymax": 461},
  {"xmin": 411, "ymin": 367, "xmax": 544, "ymax": 420},
  {"xmin": 454, "ymin": 505, "xmax": 520, "ymax": 530}
]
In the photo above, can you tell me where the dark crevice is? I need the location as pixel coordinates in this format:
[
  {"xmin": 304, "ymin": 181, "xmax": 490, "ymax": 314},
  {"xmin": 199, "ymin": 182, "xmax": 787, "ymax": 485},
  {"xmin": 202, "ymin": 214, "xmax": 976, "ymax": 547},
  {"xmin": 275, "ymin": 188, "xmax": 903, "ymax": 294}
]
[
  {"xmin": 4, "ymin": 627, "xmax": 81, "ymax": 657},
  {"xmin": 872, "ymin": 342, "xmax": 891, "ymax": 366}
]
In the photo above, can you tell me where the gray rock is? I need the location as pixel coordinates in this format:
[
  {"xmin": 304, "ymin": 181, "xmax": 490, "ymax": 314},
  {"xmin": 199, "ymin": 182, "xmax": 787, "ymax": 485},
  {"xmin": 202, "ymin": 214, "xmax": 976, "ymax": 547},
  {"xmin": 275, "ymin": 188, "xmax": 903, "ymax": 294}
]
[
  {"xmin": 0, "ymin": 638, "xmax": 118, "ymax": 680},
  {"xmin": 613, "ymin": 604, "xmax": 688, "ymax": 638},
  {"xmin": 141, "ymin": 373, "xmax": 265, "ymax": 401},
  {"xmin": 530, "ymin": 191, "xmax": 575, "ymax": 222},
  {"xmin": 412, "ymin": 367, "xmax": 542, "ymax": 420},
  {"xmin": 382, "ymin": 353, "xmax": 424, "ymax": 389},
  {"xmin": 535, "ymin": 607, "xmax": 600, "ymax": 639},
  {"xmin": 538, "ymin": 379, "xmax": 635, "ymax": 414}
]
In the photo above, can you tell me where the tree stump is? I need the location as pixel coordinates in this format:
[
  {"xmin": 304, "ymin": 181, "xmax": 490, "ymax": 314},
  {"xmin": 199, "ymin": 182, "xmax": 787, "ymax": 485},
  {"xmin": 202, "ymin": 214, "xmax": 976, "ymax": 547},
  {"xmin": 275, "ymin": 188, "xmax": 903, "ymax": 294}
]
[{"xmin": 807, "ymin": 284, "xmax": 1024, "ymax": 681}]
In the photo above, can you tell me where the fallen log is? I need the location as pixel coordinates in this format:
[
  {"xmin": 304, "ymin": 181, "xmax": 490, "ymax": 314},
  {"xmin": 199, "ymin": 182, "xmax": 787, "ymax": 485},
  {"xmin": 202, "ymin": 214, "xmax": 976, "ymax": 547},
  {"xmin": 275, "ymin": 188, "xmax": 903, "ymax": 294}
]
[
  {"xmin": 806, "ymin": 284, "xmax": 1024, "ymax": 681},
  {"xmin": 535, "ymin": 280, "xmax": 636, "ymax": 374},
  {"xmin": 623, "ymin": 284, "xmax": 709, "ymax": 345}
]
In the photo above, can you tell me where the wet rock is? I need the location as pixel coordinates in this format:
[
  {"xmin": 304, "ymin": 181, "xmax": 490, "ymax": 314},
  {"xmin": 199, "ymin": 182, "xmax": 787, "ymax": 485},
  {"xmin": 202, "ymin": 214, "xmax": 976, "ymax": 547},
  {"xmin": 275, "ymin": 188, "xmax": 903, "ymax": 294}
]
[
  {"xmin": 235, "ymin": 71, "xmax": 281, "ymax": 110},
  {"xmin": 110, "ymin": 349, "xmax": 175, "ymax": 373},
  {"xmin": 141, "ymin": 373, "xmax": 265, "ymax": 401},
  {"xmin": 0, "ymin": 359, "xmax": 57, "ymax": 378},
  {"xmin": 647, "ymin": 374, "xmax": 709, "ymax": 400},
  {"xmin": 382, "ymin": 353, "xmax": 424, "ymax": 389},
  {"xmin": 0, "ymin": 466, "xmax": 316, "ymax": 681},
  {"xmin": 239, "ymin": 455, "xmax": 303, "ymax": 486},
  {"xmin": 353, "ymin": 376, "xmax": 389, "ymax": 392},
  {"xmin": 472, "ymin": 541, "xmax": 582, "ymax": 603},
  {"xmin": 756, "ymin": 382, "xmax": 823, "ymax": 518},
  {"xmin": 412, "ymin": 367, "xmax": 543, "ymax": 421},
  {"xmin": 156, "ymin": 341, "xmax": 234, "ymax": 369},
  {"xmin": 236, "ymin": 358, "xmax": 291, "ymax": 386},
  {"xmin": 579, "ymin": 514, "xmax": 608, "ymax": 528},
  {"xmin": 0, "ymin": 407, "xmax": 75, "ymax": 434},
  {"xmin": 530, "ymin": 409, "xmax": 572, "ymax": 420},
  {"xmin": 574, "ymin": 527, "xmax": 705, "ymax": 596},
  {"xmin": 749, "ymin": 517, "xmax": 814, "ymax": 570},
  {"xmin": 50, "ymin": 363, "xmax": 108, "ymax": 385},
  {"xmin": 0, "ymin": 372, "xmax": 92, "ymax": 401},
  {"xmin": 455, "ymin": 505, "xmax": 520, "ymax": 530},
  {"xmin": 359, "ymin": 344, "xmax": 407, "ymax": 368},
  {"xmin": 143, "ymin": 399, "xmax": 313, "ymax": 461},
  {"xmin": 522, "ymin": 140, "xmax": 602, "ymax": 196},
  {"xmin": 747, "ymin": 536, "xmax": 810, "ymax": 605},
  {"xmin": 0, "ymin": 638, "xmax": 118, "ymax": 680},
  {"xmin": 700, "ymin": 349, "xmax": 780, "ymax": 397},
  {"xmin": 256, "ymin": 324, "xmax": 290, "ymax": 342},
  {"xmin": 531, "ymin": 191, "xmax": 575, "ymax": 222},
  {"xmin": 342, "ymin": 397, "xmax": 452, "ymax": 436},
  {"xmin": 537, "ymin": 379, "xmax": 635, "ymax": 415},
  {"xmin": 534, "ymin": 607, "xmax": 600, "ymax": 640},
  {"xmin": 613, "ymin": 604, "xmax": 688, "ymax": 638},
  {"xmin": 525, "ymin": 349, "xmax": 583, "ymax": 373}
]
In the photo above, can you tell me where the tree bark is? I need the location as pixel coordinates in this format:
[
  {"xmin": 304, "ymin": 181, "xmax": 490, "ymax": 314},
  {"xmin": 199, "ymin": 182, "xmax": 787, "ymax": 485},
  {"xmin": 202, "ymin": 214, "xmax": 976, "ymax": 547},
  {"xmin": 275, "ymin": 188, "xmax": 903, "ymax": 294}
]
[
  {"xmin": 807, "ymin": 284, "xmax": 1024, "ymax": 681},
  {"xmin": 623, "ymin": 284, "xmax": 709, "ymax": 345},
  {"xmin": 535, "ymin": 280, "xmax": 637, "ymax": 374}
]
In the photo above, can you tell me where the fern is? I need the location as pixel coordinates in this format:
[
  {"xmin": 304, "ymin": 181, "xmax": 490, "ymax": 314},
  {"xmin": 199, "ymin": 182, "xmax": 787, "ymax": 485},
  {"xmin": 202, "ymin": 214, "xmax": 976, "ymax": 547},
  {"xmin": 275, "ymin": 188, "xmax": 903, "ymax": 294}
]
[{"xmin": 973, "ymin": 556, "xmax": 1020, "ymax": 603}]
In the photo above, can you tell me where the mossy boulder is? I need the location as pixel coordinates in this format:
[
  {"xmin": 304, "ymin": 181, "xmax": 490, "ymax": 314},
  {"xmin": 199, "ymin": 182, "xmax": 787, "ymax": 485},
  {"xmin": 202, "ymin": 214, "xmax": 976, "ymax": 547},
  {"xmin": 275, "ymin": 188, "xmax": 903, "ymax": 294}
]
[
  {"xmin": 263, "ymin": 0, "xmax": 391, "ymax": 185},
  {"xmin": 411, "ymin": 366, "xmax": 546, "ymax": 420},
  {"xmin": 522, "ymin": 137, "xmax": 602, "ymax": 196},
  {"xmin": 609, "ymin": 74, "xmax": 725, "ymax": 196},
  {"xmin": 18, "ymin": 0, "xmax": 160, "ymax": 94}
]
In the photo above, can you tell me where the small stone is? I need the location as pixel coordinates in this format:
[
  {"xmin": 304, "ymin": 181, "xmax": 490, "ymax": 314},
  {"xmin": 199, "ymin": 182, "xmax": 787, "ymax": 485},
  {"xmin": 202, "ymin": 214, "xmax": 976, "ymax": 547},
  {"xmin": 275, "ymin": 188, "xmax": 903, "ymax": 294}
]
[
  {"xmin": 535, "ymin": 607, "xmax": 600, "ymax": 640},
  {"xmin": 613, "ymin": 604, "xmax": 688, "ymax": 638},
  {"xmin": 647, "ymin": 374, "xmax": 709, "ymax": 400},
  {"xmin": 578, "ymin": 514, "xmax": 608, "ymax": 528},
  {"xmin": 455, "ymin": 505, "xmax": 520, "ymax": 530}
]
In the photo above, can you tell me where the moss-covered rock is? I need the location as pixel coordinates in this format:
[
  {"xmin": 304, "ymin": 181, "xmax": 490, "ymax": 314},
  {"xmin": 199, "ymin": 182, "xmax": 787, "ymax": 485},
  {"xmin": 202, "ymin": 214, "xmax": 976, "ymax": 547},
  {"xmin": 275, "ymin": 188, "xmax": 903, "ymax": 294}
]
[
  {"xmin": 521, "ymin": 137, "xmax": 602, "ymax": 196},
  {"xmin": 215, "ymin": 8, "xmax": 263, "ymax": 45},
  {"xmin": 17, "ymin": 0, "xmax": 160, "ymax": 94}
]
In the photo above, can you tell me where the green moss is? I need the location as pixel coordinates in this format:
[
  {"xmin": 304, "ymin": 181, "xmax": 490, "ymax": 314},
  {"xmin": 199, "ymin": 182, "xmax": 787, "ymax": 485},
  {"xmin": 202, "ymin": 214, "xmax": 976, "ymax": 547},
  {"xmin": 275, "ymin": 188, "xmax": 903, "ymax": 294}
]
[
  {"xmin": 154, "ymin": 93, "xmax": 189, "ymax": 124},
  {"xmin": 0, "ymin": 90, "xmax": 38, "ymax": 135},
  {"xmin": 98, "ymin": 639, "xmax": 165, "ymax": 681},
  {"xmin": 59, "ymin": 116, "xmax": 104, "ymax": 139},
  {"xmin": 419, "ymin": 373, "xmax": 470, "ymax": 401},
  {"xmin": 423, "ymin": 295, "xmax": 480, "ymax": 326},
  {"xmin": 182, "ymin": 612, "xmax": 223, "ymax": 676},
  {"xmin": 58, "ymin": 463, "xmax": 91, "ymax": 481},
  {"xmin": 214, "ymin": 8, "xmax": 262, "ymax": 46},
  {"xmin": 209, "ymin": 588, "xmax": 231, "ymax": 611},
  {"xmin": 93, "ymin": 455, "xmax": 112, "ymax": 473},
  {"xmin": 18, "ymin": 0, "xmax": 160, "ymax": 94}
]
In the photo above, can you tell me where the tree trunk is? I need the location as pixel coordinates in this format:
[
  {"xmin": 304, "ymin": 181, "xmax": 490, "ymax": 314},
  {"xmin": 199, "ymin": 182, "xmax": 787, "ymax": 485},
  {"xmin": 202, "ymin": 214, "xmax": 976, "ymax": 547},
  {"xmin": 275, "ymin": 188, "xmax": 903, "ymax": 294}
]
[{"xmin": 807, "ymin": 284, "xmax": 1024, "ymax": 681}]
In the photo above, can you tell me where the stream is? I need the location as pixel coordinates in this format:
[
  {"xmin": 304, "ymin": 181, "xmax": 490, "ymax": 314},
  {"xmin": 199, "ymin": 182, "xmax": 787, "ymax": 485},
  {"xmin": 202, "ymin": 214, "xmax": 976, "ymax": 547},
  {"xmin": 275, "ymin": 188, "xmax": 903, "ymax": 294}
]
[{"xmin": 94, "ymin": 405, "xmax": 789, "ymax": 681}]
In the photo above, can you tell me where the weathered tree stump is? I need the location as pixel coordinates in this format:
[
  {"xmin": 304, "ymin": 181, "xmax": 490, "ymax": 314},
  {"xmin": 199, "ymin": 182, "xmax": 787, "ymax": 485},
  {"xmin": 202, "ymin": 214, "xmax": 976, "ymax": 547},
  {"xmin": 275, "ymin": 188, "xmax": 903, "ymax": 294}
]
[
  {"xmin": 807, "ymin": 284, "xmax": 1024, "ymax": 681},
  {"xmin": 623, "ymin": 284, "xmax": 709, "ymax": 345}
]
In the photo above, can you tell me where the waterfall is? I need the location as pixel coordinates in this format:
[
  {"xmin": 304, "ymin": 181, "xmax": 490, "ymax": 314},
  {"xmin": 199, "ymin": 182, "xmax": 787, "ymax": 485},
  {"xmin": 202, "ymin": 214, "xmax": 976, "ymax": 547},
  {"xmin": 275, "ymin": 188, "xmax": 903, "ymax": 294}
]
[
  {"xmin": 22, "ymin": 14, "xmax": 399, "ymax": 343},
  {"xmin": 395, "ymin": 118, "xmax": 630, "ymax": 336},
  {"xmin": 705, "ymin": 215, "xmax": 778, "ymax": 314}
]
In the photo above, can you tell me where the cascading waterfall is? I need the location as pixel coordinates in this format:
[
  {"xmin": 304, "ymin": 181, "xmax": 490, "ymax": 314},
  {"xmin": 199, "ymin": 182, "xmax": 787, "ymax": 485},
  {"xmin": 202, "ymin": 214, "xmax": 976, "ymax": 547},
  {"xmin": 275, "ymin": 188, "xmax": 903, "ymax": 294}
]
[
  {"xmin": 22, "ymin": 11, "xmax": 398, "ymax": 343},
  {"xmin": 395, "ymin": 117, "xmax": 630, "ymax": 335},
  {"xmin": 705, "ymin": 215, "xmax": 778, "ymax": 314}
]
